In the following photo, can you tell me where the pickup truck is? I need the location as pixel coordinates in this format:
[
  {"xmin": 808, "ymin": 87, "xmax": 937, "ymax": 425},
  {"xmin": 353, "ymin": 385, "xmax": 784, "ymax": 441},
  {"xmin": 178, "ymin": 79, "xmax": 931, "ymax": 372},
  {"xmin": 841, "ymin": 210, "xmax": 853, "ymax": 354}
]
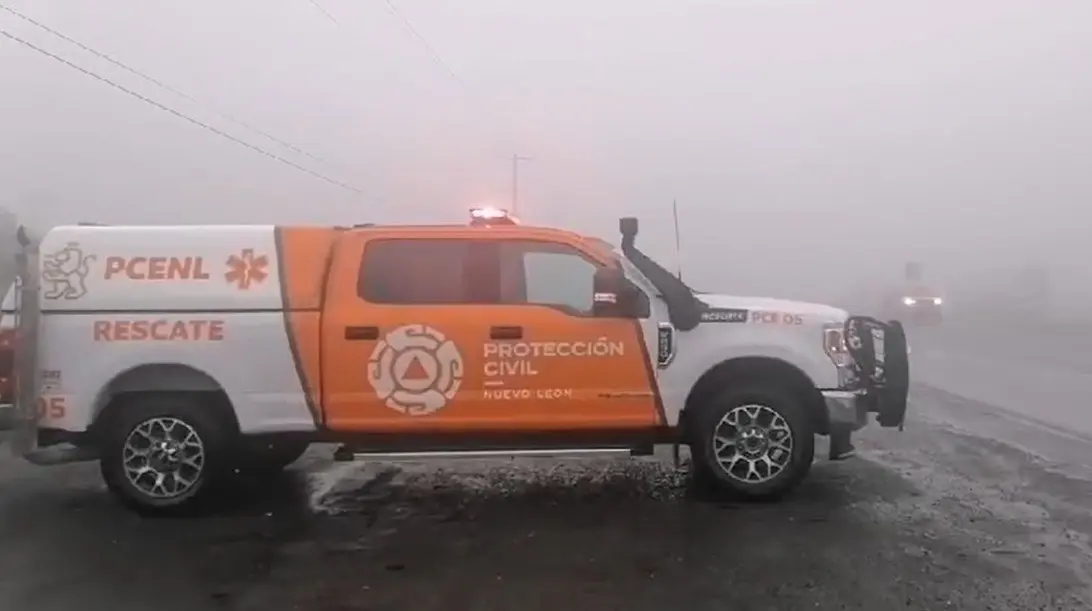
[{"xmin": 0, "ymin": 210, "xmax": 909, "ymax": 514}]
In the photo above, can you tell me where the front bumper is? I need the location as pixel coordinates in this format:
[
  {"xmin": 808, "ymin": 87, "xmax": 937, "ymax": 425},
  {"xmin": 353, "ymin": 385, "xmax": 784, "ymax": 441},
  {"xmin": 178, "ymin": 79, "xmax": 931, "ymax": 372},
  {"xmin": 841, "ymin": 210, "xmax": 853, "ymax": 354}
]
[
  {"xmin": 821, "ymin": 390, "xmax": 869, "ymax": 430},
  {"xmin": 840, "ymin": 316, "xmax": 911, "ymax": 429},
  {"xmin": 821, "ymin": 386, "xmax": 908, "ymax": 432}
]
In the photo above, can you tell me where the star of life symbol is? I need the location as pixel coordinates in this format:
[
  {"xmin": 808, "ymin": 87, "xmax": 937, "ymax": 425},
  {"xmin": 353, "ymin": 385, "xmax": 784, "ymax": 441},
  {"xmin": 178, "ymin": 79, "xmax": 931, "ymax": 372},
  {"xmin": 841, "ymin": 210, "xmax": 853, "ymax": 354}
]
[
  {"xmin": 42, "ymin": 242, "xmax": 95, "ymax": 300},
  {"xmin": 224, "ymin": 249, "xmax": 269, "ymax": 290},
  {"xmin": 367, "ymin": 324, "xmax": 464, "ymax": 416}
]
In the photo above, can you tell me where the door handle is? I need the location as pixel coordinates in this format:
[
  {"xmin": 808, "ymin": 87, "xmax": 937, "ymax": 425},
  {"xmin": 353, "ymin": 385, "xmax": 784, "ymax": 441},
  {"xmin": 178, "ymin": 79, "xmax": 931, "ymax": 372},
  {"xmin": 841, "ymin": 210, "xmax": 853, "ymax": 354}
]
[
  {"xmin": 344, "ymin": 326, "xmax": 379, "ymax": 340},
  {"xmin": 490, "ymin": 325, "xmax": 523, "ymax": 340}
]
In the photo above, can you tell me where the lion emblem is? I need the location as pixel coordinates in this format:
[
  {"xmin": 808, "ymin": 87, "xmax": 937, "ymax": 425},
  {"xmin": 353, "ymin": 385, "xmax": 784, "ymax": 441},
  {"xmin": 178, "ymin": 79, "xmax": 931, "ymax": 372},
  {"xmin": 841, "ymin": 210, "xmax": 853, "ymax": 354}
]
[{"xmin": 42, "ymin": 242, "xmax": 95, "ymax": 300}]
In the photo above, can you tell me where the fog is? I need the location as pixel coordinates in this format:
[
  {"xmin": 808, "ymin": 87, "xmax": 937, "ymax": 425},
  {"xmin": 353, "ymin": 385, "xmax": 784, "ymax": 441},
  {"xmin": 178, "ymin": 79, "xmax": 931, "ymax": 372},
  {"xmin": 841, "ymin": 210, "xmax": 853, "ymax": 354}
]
[{"xmin": 3, "ymin": 0, "xmax": 1092, "ymax": 317}]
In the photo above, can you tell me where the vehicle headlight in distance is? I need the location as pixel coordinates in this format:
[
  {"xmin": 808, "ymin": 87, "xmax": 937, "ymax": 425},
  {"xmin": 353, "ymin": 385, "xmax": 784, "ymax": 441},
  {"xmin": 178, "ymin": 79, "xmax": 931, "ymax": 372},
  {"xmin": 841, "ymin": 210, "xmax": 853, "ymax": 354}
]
[
  {"xmin": 932, "ymin": 297, "xmax": 943, "ymax": 305},
  {"xmin": 902, "ymin": 297, "xmax": 916, "ymax": 306},
  {"xmin": 823, "ymin": 323, "xmax": 851, "ymax": 367}
]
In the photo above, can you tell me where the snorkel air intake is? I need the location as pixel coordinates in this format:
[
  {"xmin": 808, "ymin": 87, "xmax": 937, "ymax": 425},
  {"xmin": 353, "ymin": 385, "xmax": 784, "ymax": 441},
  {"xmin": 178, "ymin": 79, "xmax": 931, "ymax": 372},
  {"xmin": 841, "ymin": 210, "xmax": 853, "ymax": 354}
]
[{"xmin": 618, "ymin": 217, "xmax": 705, "ymax": 331}]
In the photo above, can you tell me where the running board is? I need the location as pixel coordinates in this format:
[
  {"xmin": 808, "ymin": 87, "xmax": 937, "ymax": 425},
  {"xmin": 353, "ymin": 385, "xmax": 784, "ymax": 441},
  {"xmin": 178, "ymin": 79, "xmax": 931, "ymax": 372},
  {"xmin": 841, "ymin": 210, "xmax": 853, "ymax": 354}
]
[{"xmin": 333, "ymin": 446, "xmax": 641, "ymax": 463}]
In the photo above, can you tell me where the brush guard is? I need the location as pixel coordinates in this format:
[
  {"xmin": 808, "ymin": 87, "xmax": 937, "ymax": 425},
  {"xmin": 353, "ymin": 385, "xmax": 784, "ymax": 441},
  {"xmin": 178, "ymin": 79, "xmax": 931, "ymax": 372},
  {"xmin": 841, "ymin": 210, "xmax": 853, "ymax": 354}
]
[{"xmin": 844, "ymin": 316, "xmax": 910, "ymax": 429}]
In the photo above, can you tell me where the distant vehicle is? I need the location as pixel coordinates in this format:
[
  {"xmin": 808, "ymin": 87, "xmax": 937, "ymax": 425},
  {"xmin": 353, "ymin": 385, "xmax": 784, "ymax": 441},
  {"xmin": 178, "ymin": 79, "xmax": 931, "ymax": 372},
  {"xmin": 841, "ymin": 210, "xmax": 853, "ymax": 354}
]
[
  {"xmin": 885, "ymin": 262, "xmax": 943, "ymax": 325},
  {"xmin": 890, "ymin": 287, "xmax": 944, "ymax": 324}
]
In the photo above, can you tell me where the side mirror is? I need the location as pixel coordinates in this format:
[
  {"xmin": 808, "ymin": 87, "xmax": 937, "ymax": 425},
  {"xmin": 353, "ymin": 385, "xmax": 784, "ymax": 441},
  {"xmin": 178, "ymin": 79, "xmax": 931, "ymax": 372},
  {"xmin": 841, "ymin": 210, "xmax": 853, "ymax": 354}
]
[{"xmin": 592, "ymin": 266, "xmax": 646, "ymax": 318}]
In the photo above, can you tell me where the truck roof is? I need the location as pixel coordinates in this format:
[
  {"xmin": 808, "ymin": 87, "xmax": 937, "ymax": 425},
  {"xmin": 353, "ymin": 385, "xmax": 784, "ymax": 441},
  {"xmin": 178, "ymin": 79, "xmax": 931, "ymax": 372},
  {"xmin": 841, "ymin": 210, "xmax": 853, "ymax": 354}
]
[
  {"xmin": 47, "ymin": 222, "xmax": 585, "ymax": 236},
  {"xmin": 34, "ymin": 222, "xmax": 596, "ymax": 312}
]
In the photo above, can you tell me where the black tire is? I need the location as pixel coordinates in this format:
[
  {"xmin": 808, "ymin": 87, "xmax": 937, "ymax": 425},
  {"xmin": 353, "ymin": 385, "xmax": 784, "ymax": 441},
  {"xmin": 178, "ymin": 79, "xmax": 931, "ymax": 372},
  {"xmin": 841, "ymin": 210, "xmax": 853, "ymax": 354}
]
[
  {"xmin": 98, "ymin": 393, "xmax": 232, "ymax": 516},
  {"xmin": 235, "ymin": 438, "xmax": 309, "ymax": 475},
  {"xmin": 689, "ymin": 384, "xmax": 815, "ymax": 501}
]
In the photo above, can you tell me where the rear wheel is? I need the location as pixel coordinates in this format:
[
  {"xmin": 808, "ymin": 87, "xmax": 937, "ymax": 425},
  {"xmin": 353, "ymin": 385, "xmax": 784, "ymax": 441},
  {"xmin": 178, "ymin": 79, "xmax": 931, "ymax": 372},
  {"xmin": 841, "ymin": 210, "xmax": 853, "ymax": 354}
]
[
  {"xmin": 98, "ymin": 393, "xmax": 231, "ymax": 516},
  {"xmin": 689, "ymin": 384, "xmax": 814, "ymax": 501}
]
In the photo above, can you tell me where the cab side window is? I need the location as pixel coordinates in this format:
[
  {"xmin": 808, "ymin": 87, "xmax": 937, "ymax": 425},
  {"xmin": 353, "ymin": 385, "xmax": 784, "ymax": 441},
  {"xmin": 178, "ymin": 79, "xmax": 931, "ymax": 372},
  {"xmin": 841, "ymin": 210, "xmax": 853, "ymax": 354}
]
[
  {"xmin": 358, "ymin": 239, "xmax": 497, "ymax": 304},
  {"xmin": 499, "ymin": 241, "xmax": 598, "ymax": 314}
]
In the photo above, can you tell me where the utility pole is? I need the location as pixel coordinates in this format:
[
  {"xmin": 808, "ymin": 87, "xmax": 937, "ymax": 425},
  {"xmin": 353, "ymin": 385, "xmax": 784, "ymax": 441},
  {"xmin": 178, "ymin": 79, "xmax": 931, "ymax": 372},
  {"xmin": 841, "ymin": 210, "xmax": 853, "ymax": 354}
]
[{"xmin": 511, "ymin": 154, "xmax": 533, "ymax": 215}]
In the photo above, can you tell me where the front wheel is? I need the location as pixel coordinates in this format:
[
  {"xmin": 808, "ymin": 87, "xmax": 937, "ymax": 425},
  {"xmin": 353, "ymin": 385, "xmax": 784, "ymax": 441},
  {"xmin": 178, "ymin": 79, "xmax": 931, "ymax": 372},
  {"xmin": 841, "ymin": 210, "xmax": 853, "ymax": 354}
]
[
  {"xmin": 99, "ymin": 394, "xmax": 230, "ymax": 515},
  {"xmin": 689, "ymin": 384, "xmax": 815, "ymax": 501}
]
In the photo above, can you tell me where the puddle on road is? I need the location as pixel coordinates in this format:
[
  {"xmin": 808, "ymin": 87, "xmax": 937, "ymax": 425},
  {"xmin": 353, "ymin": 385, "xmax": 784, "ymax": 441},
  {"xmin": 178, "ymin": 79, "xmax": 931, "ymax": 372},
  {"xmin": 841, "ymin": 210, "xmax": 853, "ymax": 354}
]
[
  {"xmin": 300, "ymin": 451, "xmax": 896, "ymax": 525},
  {"xmin": 233, "ymin": 456, "xmax": 1000, "ymax": 611},
  {"xmin": 305, "ymin": 458, "xmax": 689, "ymax": 516}
]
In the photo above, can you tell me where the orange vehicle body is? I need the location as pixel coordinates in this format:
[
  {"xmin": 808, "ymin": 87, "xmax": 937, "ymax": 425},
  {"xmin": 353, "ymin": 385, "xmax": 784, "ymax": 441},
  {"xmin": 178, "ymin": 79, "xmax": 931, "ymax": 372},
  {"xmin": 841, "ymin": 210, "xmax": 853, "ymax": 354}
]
[{"xmin": 277, "ymin": 224, "xmax": 662, "ymax": 437}]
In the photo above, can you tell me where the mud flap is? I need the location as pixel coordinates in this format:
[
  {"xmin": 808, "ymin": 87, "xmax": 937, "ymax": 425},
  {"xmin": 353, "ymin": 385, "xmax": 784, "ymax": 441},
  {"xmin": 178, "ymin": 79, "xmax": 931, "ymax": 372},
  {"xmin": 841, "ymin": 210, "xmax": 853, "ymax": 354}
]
[{"xmin": 844, "ymin": 316, "xmax": 910, "ymax": 429}]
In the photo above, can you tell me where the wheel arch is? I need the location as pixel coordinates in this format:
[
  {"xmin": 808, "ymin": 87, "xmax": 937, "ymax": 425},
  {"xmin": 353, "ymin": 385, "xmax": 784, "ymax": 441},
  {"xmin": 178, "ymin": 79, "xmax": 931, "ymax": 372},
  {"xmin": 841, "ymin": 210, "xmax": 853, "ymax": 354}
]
[
  {"xmin": 89, "ymin": 362, "xmax": 239, "ymax": 440},
  {"xmin": 680, "ymin": 356, "xmax": 829, "ymax": 441}
]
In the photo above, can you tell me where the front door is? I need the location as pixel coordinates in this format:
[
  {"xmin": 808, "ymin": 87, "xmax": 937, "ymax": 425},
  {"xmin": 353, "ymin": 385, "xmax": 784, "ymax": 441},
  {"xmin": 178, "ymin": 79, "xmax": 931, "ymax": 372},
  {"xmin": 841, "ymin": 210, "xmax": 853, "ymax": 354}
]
[
  {"xmin": 321, "ymin": 233, "xmax": 494, "ymax": 432},
  {"xmin": 489, "ymin": 237, "xmax": 661, "ymax": 430}
]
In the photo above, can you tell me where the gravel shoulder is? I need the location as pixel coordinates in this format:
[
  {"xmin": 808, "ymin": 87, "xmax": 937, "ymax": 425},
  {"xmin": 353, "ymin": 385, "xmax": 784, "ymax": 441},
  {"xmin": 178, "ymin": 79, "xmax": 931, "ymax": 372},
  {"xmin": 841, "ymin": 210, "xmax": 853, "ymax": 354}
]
[{"xmin": 4, "ymin": 387, "xmax": 1092, "ymax": 611}]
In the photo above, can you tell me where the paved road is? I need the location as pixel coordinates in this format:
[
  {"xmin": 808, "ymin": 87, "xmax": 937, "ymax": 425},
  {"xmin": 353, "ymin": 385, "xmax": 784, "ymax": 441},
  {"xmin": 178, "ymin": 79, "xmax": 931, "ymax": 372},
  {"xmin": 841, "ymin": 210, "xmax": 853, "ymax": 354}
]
[
  {"xmin": 4, "ymin": 329, "xmax": 1092, "ymax": 610},
  {"xmin": 909, "ymin": 322, "xmax": 1092, "ymax": 437}
]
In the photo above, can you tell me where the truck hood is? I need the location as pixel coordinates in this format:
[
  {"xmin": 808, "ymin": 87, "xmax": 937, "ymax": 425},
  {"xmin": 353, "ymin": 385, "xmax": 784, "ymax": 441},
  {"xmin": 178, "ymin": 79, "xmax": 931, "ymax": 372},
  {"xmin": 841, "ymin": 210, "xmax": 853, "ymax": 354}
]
[{"xmin": 700, "ymin": 293, "xmax": 848, "ymax": 322}]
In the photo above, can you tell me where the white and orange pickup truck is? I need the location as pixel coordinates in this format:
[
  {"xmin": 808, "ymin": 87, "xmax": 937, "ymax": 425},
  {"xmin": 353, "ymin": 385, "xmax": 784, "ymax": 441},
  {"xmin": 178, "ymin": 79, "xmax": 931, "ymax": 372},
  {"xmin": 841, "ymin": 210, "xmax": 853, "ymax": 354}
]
[{"xmin": 0, "ymin": 209, "xmax": 909, "ymax": 514}]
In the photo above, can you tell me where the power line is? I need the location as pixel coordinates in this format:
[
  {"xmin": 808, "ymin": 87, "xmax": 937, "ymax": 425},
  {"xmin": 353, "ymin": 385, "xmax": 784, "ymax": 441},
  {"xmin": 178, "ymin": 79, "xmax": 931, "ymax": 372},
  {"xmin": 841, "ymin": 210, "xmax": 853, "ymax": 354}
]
[
  {"xmin": 304, "ymin": 0, "xmax": 341, "ymax": 25},
  {"xmin": 371, "ymin": 1, "xmax": 532, "ymax": 185},
  {"xmin": 379, "ymin": 0, "xmax": 460, "ymax": 81},
  {"xmin": 301, "ymin": 0, "xmax": 529, "ymax": 201},
  {"xmin": 0, "ymin": 2, "xmax": 338, "ymax": 169},
  {"xmin": 309, "ymin": 0, "xmax": 460, "ymax": 83},
  {"xmin": 0, "ymin": 29, "xmax": 373, "ymax": 197},
  {"xmin": 374, "ymin": 0, "xmax": 532, "ymax": 192}
]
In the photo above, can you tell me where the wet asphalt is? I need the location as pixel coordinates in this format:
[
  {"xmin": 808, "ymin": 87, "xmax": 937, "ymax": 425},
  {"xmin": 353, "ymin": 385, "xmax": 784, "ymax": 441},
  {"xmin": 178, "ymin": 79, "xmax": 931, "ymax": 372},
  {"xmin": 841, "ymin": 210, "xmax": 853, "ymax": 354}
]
[{"xmin": 3, "ymin": 327, "xmax": 1092, "ymax": 611}]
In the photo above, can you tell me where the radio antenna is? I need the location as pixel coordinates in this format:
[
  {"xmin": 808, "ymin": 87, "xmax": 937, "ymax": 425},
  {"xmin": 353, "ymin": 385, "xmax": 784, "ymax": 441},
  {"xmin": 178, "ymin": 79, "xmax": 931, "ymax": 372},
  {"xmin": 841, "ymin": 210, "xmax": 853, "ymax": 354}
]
[{"xmin": 672, "ymin": 199, "xmax": 683, "ymax": 280}]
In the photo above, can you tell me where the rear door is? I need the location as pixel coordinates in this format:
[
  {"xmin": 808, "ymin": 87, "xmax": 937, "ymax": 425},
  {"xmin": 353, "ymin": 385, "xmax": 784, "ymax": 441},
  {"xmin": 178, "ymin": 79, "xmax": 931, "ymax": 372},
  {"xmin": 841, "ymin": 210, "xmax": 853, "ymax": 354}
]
[{"xmin": 321, "ymin": 232, "xmax": 496, "ymax": 432}]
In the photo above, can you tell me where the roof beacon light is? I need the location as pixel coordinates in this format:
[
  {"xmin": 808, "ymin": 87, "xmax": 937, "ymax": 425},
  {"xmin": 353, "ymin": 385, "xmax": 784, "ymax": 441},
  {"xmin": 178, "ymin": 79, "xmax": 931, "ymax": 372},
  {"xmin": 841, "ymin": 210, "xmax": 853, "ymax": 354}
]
[{"xmin": 469, "ymin": 206, "xmax": 518, "ymax": 226}]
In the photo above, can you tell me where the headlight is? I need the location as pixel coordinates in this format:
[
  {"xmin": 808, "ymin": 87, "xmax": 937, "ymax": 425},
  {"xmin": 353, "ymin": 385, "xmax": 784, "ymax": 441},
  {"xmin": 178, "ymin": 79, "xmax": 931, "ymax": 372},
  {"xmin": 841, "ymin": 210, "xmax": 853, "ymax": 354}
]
[
  {"xmin": 823, "ymin": 323, "xmax": 851, "ymax": 367},
  {"xmin": 932, "ymin": 297, "xmax": 943, "ymax": 305},
  {"xmin": 902, "ymin": 297, "xmax": 916, "ymax": 306}
]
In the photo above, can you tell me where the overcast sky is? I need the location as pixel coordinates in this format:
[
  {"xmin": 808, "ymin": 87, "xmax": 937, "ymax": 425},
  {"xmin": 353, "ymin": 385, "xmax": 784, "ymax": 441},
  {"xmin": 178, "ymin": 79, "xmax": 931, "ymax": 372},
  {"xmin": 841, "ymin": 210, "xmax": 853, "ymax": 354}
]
[{"xmin": 2, "ymin": 0, "xmax": 1091, "ymax": 303}]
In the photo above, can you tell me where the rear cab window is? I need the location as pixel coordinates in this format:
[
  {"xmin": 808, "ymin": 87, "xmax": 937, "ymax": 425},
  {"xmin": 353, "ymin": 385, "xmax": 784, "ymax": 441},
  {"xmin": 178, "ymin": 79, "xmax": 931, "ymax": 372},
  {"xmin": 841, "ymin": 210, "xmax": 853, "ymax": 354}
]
[{"xmin": 357, "ymin": 238, "xmax": 499, "ymax": 304}]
